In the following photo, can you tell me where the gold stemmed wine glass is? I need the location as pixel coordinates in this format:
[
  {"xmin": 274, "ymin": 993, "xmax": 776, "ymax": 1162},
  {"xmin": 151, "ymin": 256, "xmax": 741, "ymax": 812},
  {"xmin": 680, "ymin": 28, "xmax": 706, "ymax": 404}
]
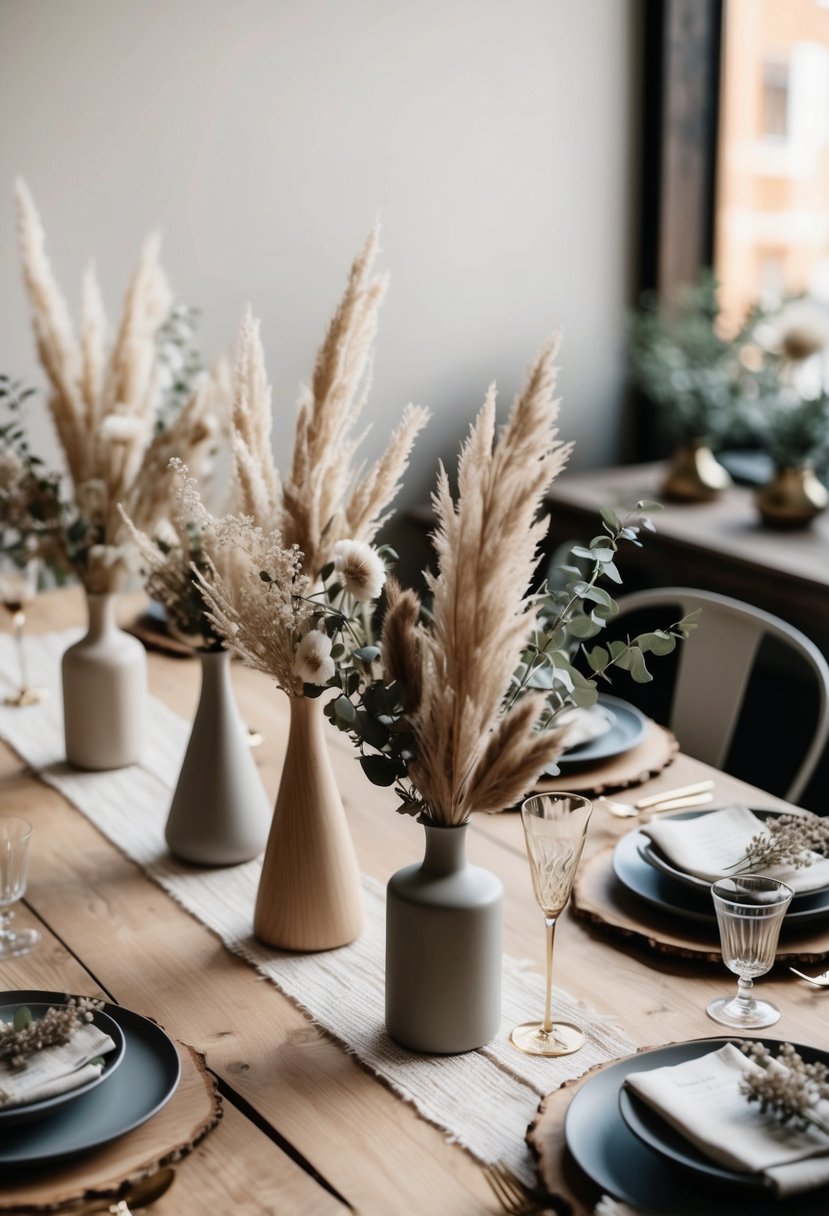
[
  {"xmin": 0, "ymin": 553, "xmax": 47, "ymax": 707},
  {"xmin": 511, "ymin": 792, "xmax": 592, "ymax": 1057}
]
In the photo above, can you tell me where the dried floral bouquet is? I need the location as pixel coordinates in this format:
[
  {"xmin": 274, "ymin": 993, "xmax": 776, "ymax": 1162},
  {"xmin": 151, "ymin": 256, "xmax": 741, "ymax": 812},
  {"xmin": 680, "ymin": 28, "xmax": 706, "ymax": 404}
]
[
  {"xmin": 188, "ymin": 229, "xmax": 428, "ymax": 694},
  {"xmin": 326, "ymin": 338, "xmax": 697, "ymax": 825},
  {"xmin": 15, "ymin": 180, "xmax": 219, "ymax": 593}
]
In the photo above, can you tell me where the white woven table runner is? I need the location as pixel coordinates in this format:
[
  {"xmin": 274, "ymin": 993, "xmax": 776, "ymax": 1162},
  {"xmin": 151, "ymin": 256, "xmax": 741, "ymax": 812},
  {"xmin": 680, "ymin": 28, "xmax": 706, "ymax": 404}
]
[{"xmin": 0, "ymin": 629, "xmax": 635, "ymax": 1185}]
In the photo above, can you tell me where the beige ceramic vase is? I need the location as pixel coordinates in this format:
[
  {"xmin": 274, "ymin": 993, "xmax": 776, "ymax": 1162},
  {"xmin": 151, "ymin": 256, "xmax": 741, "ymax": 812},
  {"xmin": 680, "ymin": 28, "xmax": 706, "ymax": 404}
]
[
  {"xmin": 62, "ymin": 593, "xmax": 146, "ymax": 770},
  {"xmin": 253, "ymin": 694, "xmax": 364, "ymax": 951}
]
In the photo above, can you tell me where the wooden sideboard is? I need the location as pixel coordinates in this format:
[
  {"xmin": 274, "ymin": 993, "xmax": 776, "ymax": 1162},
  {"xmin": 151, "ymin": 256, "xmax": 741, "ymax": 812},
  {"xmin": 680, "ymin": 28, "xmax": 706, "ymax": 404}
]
[{"xmin": 543, "ymin": 461, "xmax": 829, "ymax": 650}]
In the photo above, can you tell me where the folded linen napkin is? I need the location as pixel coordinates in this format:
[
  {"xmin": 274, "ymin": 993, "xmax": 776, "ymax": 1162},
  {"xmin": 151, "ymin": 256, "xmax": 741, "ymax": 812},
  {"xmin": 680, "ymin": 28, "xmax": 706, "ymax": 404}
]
[
  {"xmin": 557, "ymin": 704, "xmax": 616, "ymax": 751},
  {"xmin": 641, "ymin": 804, "xmax": 829, "ymax": 893},
  {"xmin": 624, "ymin": 1043, "xmax": 829, "ymax": 1198},
  {"xmin": 0, "ymin": 1020, "xmax": 116, "ymax": 1109}
]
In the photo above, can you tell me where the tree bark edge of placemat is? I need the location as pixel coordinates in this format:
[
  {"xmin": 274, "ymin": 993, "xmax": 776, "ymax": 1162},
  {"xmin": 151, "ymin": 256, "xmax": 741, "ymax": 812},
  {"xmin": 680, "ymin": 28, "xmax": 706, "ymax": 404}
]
[{"xmin": 0, "ymin": 1041, "xmax": 222, "ymax": 1213}]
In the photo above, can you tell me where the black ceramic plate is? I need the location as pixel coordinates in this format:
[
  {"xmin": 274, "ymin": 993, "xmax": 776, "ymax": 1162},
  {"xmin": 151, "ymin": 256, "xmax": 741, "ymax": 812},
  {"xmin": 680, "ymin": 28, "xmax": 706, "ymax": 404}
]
[
  {"xmin": 618, "ymin": 1086, "xmax": 773, "ymax": 1194},
  {"xmin": 640, "ymin": 808, "xmax": 829, "ymax": 901},
  {"xmin": 0, "ymin": 990, "xmax": 180, "ymax": 1167},
  {"xmin": 0, "ymin": 1001, "xmax": 125, "ymax": 1128},
  {"xmin": 564, "ymin": 1038, "xmax": 829, "ymax": 1214},
  {"xmin": 547, "ymin": 694, "xmax": 648, "ymax": 774},
  {"xmin": 614, "ymin": 828, "xmax": 829, "ymax": 927}
]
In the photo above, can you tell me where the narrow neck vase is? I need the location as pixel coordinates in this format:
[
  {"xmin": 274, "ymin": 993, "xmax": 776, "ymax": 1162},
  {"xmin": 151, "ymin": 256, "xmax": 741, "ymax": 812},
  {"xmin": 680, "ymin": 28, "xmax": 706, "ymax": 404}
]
[
  {"xmin": 385, "ymin": 819, "xmax": 503, "ymax": 1054},
  {"xmin": 62, "ymin": 592, "xmax": 147, "ymax": 770}
]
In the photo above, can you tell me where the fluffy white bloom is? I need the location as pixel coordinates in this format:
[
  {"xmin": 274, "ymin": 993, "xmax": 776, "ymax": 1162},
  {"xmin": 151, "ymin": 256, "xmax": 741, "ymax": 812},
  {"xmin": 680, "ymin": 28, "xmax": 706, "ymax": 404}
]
[
  {"xmin": 100, "ymin": 412, "xmax": 146, "ymax": 444},
  {"xmin": 294, "ymin": 629, "xmax": 335, "ymax": 685},
  {"xmin": 333, "ymin": 539, "xmax": 385, "ymax": 602}
]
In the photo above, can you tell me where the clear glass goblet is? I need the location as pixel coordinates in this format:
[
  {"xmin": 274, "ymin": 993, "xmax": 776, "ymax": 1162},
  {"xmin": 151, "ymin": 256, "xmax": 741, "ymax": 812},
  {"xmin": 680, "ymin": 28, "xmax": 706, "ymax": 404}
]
[
  {"xmin": 511, "ymin": 792, "xmax": 593, "ymax": 1057},
  {"xmin": 0, "ymin": 553, "xmax": 47, "ymax": 707},
  {"xmin": 707, "ymin": 874, "xmax": 793, "ymax": 1028},
  {"xmin": 0, "ymin": 815, "xmax": 40, "ymax": 957}
]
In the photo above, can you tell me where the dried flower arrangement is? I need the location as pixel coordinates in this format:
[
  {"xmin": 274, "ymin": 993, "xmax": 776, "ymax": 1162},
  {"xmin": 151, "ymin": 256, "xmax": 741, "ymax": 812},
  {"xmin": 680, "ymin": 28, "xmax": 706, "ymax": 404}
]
[
  {"xmin": 15, "ymin": 180, "xmax": 219, "ymax": 593},
  {"xmin": 182, "ymin": 230, "xmax": 428, "ymax": 692},
  {"xmin": 0, "ymin": 997, "xmax": 104, "ymax": 1074},
  {"xmin": 731, "ymin": 812, "xmax": 829, "ymax": 875},
  {"xmin": 0, "ymin": 375, "xmax": 64, "ymax": 571},
  {"xmin": 325, "ymin": 339, "xmax": 697, "ymax": 825},
  {"xmin": 740, "ymin": 1042, "xmax": 829, "ymax": 1138}
]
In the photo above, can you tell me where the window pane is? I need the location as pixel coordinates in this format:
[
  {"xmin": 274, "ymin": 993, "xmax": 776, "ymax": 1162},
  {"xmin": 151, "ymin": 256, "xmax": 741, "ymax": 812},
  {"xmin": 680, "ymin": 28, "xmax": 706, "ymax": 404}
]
[{"xmin": 715, "ymin": 0, "xmax": 829, "ymax": 320}]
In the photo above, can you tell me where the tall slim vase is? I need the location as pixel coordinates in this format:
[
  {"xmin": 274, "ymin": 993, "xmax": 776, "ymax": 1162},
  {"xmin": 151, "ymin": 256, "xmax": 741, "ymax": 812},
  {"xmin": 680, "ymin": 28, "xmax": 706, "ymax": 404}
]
[
  {"xmin": 253, "ymin": 695, "xmax": 364, "ymax": 951},
  {"xmin": 386, "ymin": 820, "xmax": 503, "ymax": 1054},
  {"xmin": 166, "ymin": 649, "xmax": 271, "ymax": 865},
  {"xmin": 62, "ymin": 592, "xmax": 146, "ymax": 770}
]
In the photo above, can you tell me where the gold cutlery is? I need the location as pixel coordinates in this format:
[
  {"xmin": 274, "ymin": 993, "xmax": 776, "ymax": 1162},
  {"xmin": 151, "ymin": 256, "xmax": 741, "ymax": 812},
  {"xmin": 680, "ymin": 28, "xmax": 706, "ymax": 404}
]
[
  {"xmin": 596, "ymin": 781, "xmax": 715, "ymax": 819},
  {"xmin": 69, "ymin": 1167, "xmax": 175, "ymax": 1215},
  {"xmin": 483, "ymin": 1161, "xmax": 563, "ymax": 1215},
  {"xmin": 789, "ymin": 967, "xmax": 829, "ymax": 988}
]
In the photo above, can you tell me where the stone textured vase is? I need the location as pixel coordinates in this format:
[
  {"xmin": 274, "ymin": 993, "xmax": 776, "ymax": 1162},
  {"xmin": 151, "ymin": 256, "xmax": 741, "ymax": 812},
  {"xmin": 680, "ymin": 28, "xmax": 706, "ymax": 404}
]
[
  {"xmin": 253, "ymin": 694, "xmax": 364, "ymax": 951},
  {"xmin": 661, "ymin": 440, "xmax": 732, "ymax": 502},
  {"xmin": 385, "ymin": 820, "xmax": 503, "ymax": 1054},
  {"xmin": 166, "ymin": 649, "xmax": 271, "ymax": 866},
  {"xmin": 62, "ymin": 593, "xmax": 146, "ymax": 770},
  {"xmin": 755, "ymin": 465, "xmax": 829, "ymax": 530}
]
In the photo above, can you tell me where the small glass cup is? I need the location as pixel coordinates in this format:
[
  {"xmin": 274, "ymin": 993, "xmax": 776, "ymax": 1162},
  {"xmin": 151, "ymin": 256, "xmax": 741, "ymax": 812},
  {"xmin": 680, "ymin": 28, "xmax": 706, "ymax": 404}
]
[
  {"xmin": 0, "ymin": 815, "xmax": 40, "ymax": 957},
  {"xmin": 511, "ymin": 792, "xmax": 592, "ymax": 1057},
  {"xmin": 707, "ymin": 874, "xmax": 792, "ymax": 1028}
]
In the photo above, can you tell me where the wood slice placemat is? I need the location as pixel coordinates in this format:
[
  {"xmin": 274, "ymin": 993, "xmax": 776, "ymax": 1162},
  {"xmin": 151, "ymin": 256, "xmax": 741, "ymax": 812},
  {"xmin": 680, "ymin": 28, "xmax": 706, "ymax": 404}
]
[
  {"xmin": 526, "ymin": 1058, "xmax": 616, "ymax": 1216},
  {"xmin": 0, "ymin": 1040, "xmax": 221, "ymax": 1212},
  {"xmin": 538, "ymin": 722, "xmax": 678, "ymax": 796},
  {"xmin": 573, "ymin": 843, "xmax": 829, "ymax": 963}
]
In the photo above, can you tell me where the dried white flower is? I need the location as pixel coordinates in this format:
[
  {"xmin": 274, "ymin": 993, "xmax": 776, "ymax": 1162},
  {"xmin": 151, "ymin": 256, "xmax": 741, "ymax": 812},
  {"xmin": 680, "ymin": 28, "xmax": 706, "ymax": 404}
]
[
  {"xmin": 99, "ymin": 413, "xmax": 146, "ymax": 444},
  {"xmin": 294, "ymin": 629, "xmax": 335, "ymax": 685},
  {"xmin": 333, "ymin": 539, "xmax": 386, "ymax": 602}
]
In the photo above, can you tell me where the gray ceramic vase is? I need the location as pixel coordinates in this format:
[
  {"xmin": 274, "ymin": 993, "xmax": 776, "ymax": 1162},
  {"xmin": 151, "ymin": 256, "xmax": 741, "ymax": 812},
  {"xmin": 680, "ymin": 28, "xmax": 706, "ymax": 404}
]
[
  {"xmin": 62, "ymin": 593, "xmax": 147, "ymax": 770},
  {"xmin": 166, "ymin": 648, "xmax": 271, "ymax": 866},
  {"xmin": 385, "ymin": 819, "xmax": 503, "ymax": 1054}
]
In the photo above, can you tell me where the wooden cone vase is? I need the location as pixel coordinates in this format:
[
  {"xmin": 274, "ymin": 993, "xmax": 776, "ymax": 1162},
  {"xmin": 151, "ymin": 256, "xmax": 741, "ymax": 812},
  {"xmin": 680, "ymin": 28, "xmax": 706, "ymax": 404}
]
[{"xmin": 253, "ymin": 695, "xmax": 364, "ymax": 951}]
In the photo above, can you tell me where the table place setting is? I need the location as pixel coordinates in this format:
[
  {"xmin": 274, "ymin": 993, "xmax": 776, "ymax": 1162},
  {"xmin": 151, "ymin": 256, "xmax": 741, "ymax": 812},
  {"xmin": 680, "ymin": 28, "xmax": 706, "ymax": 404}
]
[
  {"xmin": 572, "ymin": 798, "xmax": 829, "ymax": 964},
  {"xmin": 528, "ymin": 1037, "xmax": 829, "ymax": 1216},
  {"xmin": 0, "ymin": 989, "xmax": 220, "ymax": 1212},
  {"xmin": 0, "ymin": 998, "xmax": 123, "ymax": 1120}
]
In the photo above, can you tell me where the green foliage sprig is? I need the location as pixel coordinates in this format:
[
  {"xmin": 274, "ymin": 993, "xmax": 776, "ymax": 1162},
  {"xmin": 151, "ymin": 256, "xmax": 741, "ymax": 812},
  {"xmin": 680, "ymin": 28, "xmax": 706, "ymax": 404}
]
[
  {"xmin": 628, "ymin": 273, "xmax": 742, "ymax": 446},
  {"xmin": 324, "ymin": 502, "xmax": 698, "ymax": 813},
  {"xmin": 0, "ymin": 375, "xmax": 66, "ymax": 574}
]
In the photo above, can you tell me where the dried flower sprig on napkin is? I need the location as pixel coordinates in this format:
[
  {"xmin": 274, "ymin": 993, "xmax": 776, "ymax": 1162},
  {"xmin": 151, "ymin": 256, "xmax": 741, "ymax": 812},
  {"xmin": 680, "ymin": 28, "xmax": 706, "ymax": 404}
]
[
  {"xmin": 733, "ymin": 812, "xmax": 829, "ymax": 874},
  {"xmin": 741, "ymin": 1042, "xmax": 829, "ymax": 1138},
  {"xmin": 15, "ymin": 180, "xmax": 220, "ymax": 592},
  {"xmin": 0, "ymin": 997, "xmax": 104, "ymax": 1071}
]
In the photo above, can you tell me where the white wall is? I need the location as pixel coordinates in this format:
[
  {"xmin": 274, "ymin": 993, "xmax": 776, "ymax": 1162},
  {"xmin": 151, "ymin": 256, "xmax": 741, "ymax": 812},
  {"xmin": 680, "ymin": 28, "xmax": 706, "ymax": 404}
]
[{"xmin": 0, "ymin": 0, "xmax": 640, "ymax": 513}]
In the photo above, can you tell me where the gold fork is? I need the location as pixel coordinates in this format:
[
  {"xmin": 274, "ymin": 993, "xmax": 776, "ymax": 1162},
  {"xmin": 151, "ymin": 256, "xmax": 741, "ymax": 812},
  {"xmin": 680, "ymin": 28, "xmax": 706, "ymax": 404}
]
[
  {"xmin": 595, "ymin": 781, "xmax": 714, "ymax": 818},
  {"xmin": 483, "ymin": 1162, "xmax": 562, "ymax": 1215}
]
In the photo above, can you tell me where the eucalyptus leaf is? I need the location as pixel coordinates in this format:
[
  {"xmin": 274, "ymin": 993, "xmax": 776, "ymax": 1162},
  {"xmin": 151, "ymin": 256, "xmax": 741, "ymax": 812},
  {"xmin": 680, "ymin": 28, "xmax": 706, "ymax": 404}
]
[
  {"xmin": 13, "ymin": 1007, "xmax": 32, "ymax": 1031},
  {"xmin": 360, "ymin": 754, "xmax": 404, "ymax": 787},
  {"xmin": 334, "ymin": 695, "xmax": 356, "ymax": 725}
]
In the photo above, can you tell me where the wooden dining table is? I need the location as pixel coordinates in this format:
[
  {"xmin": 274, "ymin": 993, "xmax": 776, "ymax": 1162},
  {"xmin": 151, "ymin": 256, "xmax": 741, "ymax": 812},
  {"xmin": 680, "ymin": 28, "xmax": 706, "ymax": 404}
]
[{"xmin": 2, "ymin": 587, "xmax": 826, "ymax": 1216}]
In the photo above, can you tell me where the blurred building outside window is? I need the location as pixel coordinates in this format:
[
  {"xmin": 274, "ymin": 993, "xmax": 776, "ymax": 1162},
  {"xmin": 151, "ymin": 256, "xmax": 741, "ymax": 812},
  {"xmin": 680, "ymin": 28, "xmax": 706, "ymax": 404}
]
[{"xmin": 716, "ymin": 0, "xmax": 829, "ymax": 322}]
